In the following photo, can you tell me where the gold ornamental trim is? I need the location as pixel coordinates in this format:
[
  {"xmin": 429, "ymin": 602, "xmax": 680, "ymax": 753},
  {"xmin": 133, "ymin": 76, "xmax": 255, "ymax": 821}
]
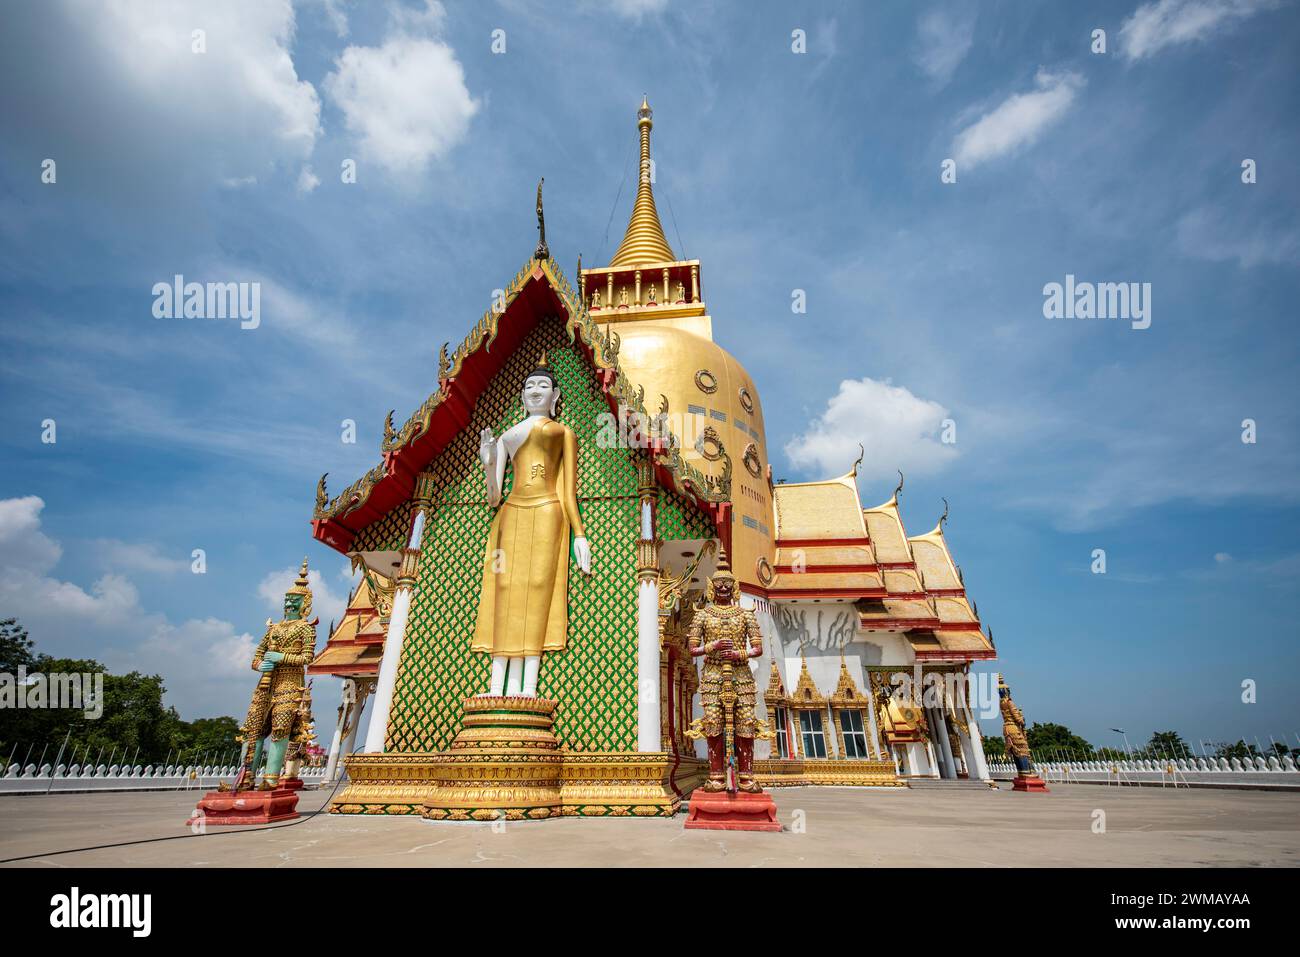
[
  {"xmin": 695, "ymin": 425, "xmax": 724, "ymax": 462},
  {"xmin": 333, "ymin": 749, "xmax": 705, "ymax": 817},
  {"xmin": 316, "ymin": 255, "xmax": 733, "ymax": 527},
  {"xmin": 694, "ymin": 368, "xmax": 719, "ymax": 394}
]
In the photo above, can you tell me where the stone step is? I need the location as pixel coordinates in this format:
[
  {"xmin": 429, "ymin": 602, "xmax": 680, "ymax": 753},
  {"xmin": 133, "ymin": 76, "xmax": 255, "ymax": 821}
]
[{"xmin": 906, "ymin": 777, "xmax": 996, "ymax": 790}]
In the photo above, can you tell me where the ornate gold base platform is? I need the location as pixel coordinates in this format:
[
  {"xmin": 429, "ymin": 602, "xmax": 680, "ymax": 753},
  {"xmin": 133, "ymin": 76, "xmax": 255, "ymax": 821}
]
[
  {"xmin": 421, "ymin": 696, "xmax": 564, "ymax": 821},
  {"xmin": 332, "ymin": 696, "xmax": 706, "ymax": 818},
  {"xmin": 757, "ymin": 757, "xmax": 904, "ymax": 788}
]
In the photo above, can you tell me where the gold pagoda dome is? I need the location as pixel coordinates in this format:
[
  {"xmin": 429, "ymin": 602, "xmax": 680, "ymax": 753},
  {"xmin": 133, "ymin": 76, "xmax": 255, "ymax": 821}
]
[{"xmin": 580, "ymin": 98, "xmax": 775, "ymax": 593}]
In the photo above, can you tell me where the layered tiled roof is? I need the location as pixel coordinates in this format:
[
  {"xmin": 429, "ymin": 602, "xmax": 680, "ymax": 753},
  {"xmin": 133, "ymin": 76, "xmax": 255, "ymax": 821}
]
[{"xmin": 768, "ymin": 467, "xmax": 994, "ymax": 661}]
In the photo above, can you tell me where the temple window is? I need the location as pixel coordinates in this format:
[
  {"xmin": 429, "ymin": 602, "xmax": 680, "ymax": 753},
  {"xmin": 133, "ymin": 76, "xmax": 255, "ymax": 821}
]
[
  {"xmin": 839, "ymin": 709, "xmax": 869, "ymax": 758},
  {"xmin": 799, "ymin": 710, "xmax": 827, "ymax": 758},
  {"xmin": 772, "ymin": 705, "xmax": 791, "ymax": 758}
]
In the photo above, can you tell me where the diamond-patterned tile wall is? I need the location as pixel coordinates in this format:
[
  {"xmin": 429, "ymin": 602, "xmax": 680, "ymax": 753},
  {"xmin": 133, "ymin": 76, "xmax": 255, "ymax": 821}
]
[
  {"xmin": 385, "ymin": 317, "xmax": 664, "ymax": 753},
  {"xmin": 353, "ymin": 501, "xmax": 409, "ymax": 553}
]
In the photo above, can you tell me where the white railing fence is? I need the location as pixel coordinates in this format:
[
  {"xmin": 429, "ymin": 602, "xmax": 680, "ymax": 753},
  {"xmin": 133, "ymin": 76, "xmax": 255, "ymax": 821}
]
[
  {"xmin": 0, "ymin": 762, "xmax": 328, "ymax": 794},
  {"xmin": 987, "ymin": 754, "xmax": 1299, "ymax": 788}
]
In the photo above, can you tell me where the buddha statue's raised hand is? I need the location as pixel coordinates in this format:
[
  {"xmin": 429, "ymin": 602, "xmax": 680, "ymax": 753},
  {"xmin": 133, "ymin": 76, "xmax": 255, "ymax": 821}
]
[{"xmin": 479, "ymin": 428, "xmax": 496, "ymax": 466}]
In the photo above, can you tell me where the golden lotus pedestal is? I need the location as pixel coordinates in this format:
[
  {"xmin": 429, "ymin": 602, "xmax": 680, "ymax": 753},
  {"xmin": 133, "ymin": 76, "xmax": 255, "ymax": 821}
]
[{"xmin": 419, "ymin": 696, "xmax": 564, "ymax": 822}]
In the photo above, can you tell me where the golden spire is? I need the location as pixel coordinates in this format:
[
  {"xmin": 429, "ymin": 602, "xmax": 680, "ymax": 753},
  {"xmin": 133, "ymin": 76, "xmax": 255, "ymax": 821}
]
[{"xmin": 609, "ymin": 96, "xmax": 676, "ymax": 267}]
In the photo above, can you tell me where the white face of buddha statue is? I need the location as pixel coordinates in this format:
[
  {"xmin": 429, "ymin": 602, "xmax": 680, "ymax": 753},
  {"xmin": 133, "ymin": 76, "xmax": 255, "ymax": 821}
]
[{"xmin": 522, "ymin": 373, "xmax": 559, "ymax": 418}]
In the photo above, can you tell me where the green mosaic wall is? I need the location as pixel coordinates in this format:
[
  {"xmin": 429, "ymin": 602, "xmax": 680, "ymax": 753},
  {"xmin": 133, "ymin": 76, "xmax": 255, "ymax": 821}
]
[
  {"xmin": 352, "ymin": 502, "xmax": 408, "ymax": 553},
  {"xmin": 382, "ymin": 316, "xmax": 712, "ymax": 754}
]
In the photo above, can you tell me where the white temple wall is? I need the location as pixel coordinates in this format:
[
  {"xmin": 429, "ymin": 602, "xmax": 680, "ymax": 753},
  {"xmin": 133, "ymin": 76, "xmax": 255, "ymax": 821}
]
[{"xmin": 742, "ymin": 593, "xmax": 774, "ymax": 758}]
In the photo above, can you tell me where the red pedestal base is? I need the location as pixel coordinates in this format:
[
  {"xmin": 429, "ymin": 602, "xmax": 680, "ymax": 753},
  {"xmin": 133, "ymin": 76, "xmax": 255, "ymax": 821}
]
[
  {"xmin": 684, "ymin": 789, "xmax": 781, "ymax": 831},
  {"xmin": 188, "ymin": 787, "xmax": 300, "ymax": 826},
  {"xmin": 1012, "ymin": 774, "xmax": 1050, "ymax": 792},
  {"xmin": 279, "ymin": 777, "xmax": 305, "ymax": 791}
]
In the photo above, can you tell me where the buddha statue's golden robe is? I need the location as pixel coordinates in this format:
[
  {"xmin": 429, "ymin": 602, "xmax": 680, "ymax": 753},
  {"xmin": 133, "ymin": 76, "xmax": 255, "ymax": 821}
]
[{"xmin": 472, "ymin": 419, "xmax": 585, "ymax": 657}]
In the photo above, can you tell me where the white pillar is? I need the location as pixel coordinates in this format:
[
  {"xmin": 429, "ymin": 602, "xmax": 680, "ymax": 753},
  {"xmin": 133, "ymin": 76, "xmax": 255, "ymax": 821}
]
[
  {"xmin": 341, "ymin": 682, "xmax": 369, "ymax": 768},
  {"xmin": 864, "ymin": 691, "xmax": 883, "ymax": 760},
  {"xmin": 325, "ymin": 718, "xmax": 345, "ymax": 781},
  {"xmin": 637, "ymin": 578, "xmax": 661, "ymax": 752},
  {"xmin": 323, "ymin": 678, "xmax": 355, "ymax": 783},
  {"xmin": 932, "ymin": 708, "xmax": 957, "ymax": 779},
  {"xmin": 364, "ymin": 588, "xmax": 411, "ymax": 752},
  {"xmin": 963, "ymin": 708, "xmax": 991, "ymax": 781},
  {"xmin": 363, "ymin": 508, "xmax": 426, "ymax": 754},
  {"xmin": 924, "ymin": 738, "xmax": 941, "ymax": 778},
  {"xmin": 904, "ymin": 741, "xmax": 930, "ymax": 777}
]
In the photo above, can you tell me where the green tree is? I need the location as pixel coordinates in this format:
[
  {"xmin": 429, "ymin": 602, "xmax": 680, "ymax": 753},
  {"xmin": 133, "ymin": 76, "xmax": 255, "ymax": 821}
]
[
  {"xmin": 1025, "ymin": 722, "xmax": 1095, "ymax": 760},
  {"xmin": 982, "ymin": 735, "xmax": 1006, "ymax": 759},
  {"xmin": 1, "ymin": 624, "xmax": 242, "ymax": 770},
  {"xmin": 173, "ymin": 715, "xmax": 241, "ymax": 765},
  {"xmin": 0, "ymin": 618, "xmax": 35, "ymax": 672},
  {"xmin": 1145, "ymin": 730, "xmax": 1191, "ymax": 759},
  {"xmin": 1214, "ymin": 740, "xmax": 1261, "ymax": 761}
]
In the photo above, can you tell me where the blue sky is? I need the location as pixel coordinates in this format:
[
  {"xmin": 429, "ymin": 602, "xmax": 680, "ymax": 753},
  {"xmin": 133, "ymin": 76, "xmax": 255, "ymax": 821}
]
[{"xmin": 0, "ymin": 0, "xmax": 1297, "ymax": 755}]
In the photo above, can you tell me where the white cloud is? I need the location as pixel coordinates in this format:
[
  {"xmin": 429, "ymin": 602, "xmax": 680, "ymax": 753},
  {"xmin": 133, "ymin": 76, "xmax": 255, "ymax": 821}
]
[
  {"xmin": 1120, "ymin": 0, "xmax": 1277, "ymax": 62},
  {"xmin": 952, "ymin": 69, "xmax": 1084, "ymax": 169},
  {"xmin": 785, "ymin": 377, "xmax": 958, "ymax": 481},
  {"xmin": 91, "ymin": 539, "xmax": 190, "ymax": 577},
  {"xmin": 0, "ymin": 495, "xmax": 62, "ymax": 570},
  {"xmin": 257, "ymin": 564, "xmax": 347, "ymax": 633},
  {"xmin": 135, "ymin": 617, "xmax": 258, "ymax": 682},
  {"xmin": 320, "ymin": 0, "xmax": 351, "ymax": 38},
  {"xmin": 296, "ymin": 164, "xmax": 321, "ymax": 194},
  {"xmin": 0, "ymin": 497, "xmax": 139, "ymax": 628},
  {"xmin": 2, "ymin": 0, "xmax": 322, "ymax": 190},
  {"xmin": 1175, "ymin": 205, "xmax": 1300, "ymax": 268},
  {"xmin": 0, "ymin": 496, "xmax": 296, "ymax": 718},
  {"xmin": 603, "ymin": 0, "xmax": 670, "ymax": 19},
  {"xmin": 323, "ymin": 1, "xmax": 478, "ymax": 178},
  {"xmin": 915, "ymin": 6, "xmax": 976, "ymax": 85}
]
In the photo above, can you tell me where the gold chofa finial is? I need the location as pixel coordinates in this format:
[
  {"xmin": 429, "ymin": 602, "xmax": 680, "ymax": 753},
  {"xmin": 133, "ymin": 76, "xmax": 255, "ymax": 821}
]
[{"xmin": 533, "ymin": 177, "xmax": 549, "ymax": 260}]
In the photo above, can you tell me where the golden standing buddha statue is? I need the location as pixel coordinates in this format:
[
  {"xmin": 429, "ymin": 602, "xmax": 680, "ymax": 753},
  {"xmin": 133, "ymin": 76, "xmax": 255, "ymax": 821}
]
[{"xmin": 473, "ymin": 353, "xmax": 591, "ymax": 697}]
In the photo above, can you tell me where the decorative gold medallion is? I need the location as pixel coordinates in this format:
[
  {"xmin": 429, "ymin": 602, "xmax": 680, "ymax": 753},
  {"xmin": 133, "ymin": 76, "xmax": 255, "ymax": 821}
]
[
  {"xmin": 742, "ymin": 442, "xmax": 761, "ymax": 477},
  {"xmin": 695, "ymin": 425, "xmax": 724, "ymax": 461},
  {"xmin": 694, "ymin": 369, "xmax": 718, "ymax": 394},
  {"xmin": 756, "ymin": 556, "xmax": 774, "ymax": 586},
  {"xmin": 738, "ymin": 386, "xmax": 754, "ymax": 413}
]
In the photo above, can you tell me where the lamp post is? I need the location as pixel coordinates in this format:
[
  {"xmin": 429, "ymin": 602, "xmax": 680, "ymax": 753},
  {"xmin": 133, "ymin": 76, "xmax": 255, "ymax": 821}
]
[{"xmin": 1110, "ymin": 727, "xmax": 1132, "ymax": 758}]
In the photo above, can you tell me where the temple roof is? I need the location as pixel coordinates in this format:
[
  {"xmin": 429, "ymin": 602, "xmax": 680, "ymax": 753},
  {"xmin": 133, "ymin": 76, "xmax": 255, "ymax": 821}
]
[
  {"xmin": 308, "ymin": 572, "xmax": 391, "ymax": 677},
  {"xmin": 311, "ymin": 254, "xmax": 732, "ymax": 562},
  {"xmin": 790, "ymin": 656, "xmax": 825, "ymax": 705},
  {"xmin": 609, "ymin": 97, "xmax": 676, "ymax": 268},
  {"xmin": 768, "ymin": 461, "xmax": 994, "ymax": 661},
  {"xmin": 772, "ymin": 470, "xmax": 869, "ymax": 541}
]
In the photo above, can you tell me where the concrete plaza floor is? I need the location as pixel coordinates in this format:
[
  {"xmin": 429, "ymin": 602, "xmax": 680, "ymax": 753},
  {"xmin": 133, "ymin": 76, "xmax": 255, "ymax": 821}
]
[{"xmin": 1, "ymin": 783, "xmax": 1297, "ymax": 867}]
